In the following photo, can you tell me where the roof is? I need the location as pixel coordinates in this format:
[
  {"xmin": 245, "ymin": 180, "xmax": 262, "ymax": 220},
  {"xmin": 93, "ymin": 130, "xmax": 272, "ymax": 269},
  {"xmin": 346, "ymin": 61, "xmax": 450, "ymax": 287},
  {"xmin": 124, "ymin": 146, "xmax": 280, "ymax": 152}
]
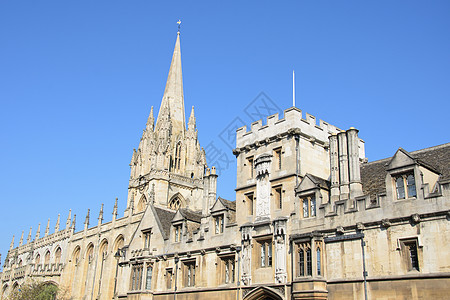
[
  {"xmin": 179, "ymin": 208, "xmax": 202, "ymax": 223},
  {"xmin": 218, "ymin": 197, "xmax": 236, "ymax": 211},
  {"xmin": 308, "ymin": 174, "xmax": 330, "ymax": 190},
  {"xmin": 153, "ymin": 207, "xmax": 176, "ymax": 238},
  {"xmin": 361, "ymin": 143, "xmax": 450, "ymax": 200}
]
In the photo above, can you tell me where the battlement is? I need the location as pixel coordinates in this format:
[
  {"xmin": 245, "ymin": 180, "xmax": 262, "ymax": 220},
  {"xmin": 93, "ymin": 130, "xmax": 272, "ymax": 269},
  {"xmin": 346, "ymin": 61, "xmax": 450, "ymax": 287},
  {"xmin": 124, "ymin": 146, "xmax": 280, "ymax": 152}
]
[{"xmin": 236, "ymin": 107, "xmax": 342, "ymax": 149}]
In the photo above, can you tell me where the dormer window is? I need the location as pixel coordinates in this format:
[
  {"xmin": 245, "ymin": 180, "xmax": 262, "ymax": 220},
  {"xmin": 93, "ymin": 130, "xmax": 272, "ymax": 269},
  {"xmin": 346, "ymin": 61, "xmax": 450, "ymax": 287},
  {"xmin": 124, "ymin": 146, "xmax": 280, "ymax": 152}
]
[
  {"xmin": 142, "ymin": 229, "xmax": 151, "ymax": 249},
  {"xmin": 395, "ymin": 173, "xmax": 416, "ymax": 199},
  {"xmin": 174, "ymin": 224, "xmax": 182, "ymax": 242},
  {"xmin": 214, "ymin": 215, "xmax": 224, "ymax": 234},
  {"xmin": 302, "ymin": 194, "xmax": 316, "ymax": 218}
]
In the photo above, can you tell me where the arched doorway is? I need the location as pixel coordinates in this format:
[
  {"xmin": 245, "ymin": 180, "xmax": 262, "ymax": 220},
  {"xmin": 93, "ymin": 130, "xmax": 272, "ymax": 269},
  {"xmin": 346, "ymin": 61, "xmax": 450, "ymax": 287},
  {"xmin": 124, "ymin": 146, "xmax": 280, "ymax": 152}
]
[{"xmin": 244, "ymin": 286, "xmax": 284, "ymax": 300}]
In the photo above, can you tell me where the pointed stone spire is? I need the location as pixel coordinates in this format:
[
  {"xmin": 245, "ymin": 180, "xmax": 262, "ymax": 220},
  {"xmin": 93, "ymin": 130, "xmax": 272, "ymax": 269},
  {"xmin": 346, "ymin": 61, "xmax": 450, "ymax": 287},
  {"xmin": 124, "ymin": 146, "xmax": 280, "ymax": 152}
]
[
  {"xmin": 45, "ymin": 218, "xmax": 50, "ymax": 236},
  {"xmin": 71, "ymin": 214, "xmax": 77, "ymax": 232},
  {"xmin": 113, "ymin": 198, "xmax": 118, "ymax": 221},
  {"xmin": 55, "ymin": 214, "xmax": 61, "ymax": 232},
  {"xmin": 66, "ymin": 209, "xmax": 72, "ymax": 230},
  {"xmin": 98, "ymin": 204, "xmax": 104, "ymax": 226},
  {"xmin": 188, "ymin": 106, "xmax": 196, "ymax": 131},
  {"xmin": 146, "ymin": 106, "xmax": 155, "ymax": 130},
  {"xmin": 35, "ymin": 223, "xmax": 41, "ymax": 240},
  {"xmin": 19, "ymin": 231, "xmax": 24, "ymax": 247},
  {"xmin": 84, "ymin": 209, "xmax": 90, "ymax": 230},
  {"xmin": 27, "ymin": 227, "xmax": 32, "ymax": 244},
  {"xmin": 10, "ymin": 235, "xmax": 14, "ymax": 250},
  {"xmin": 156, "ymin": 31, "xmax": 185, "ymax": 137}
]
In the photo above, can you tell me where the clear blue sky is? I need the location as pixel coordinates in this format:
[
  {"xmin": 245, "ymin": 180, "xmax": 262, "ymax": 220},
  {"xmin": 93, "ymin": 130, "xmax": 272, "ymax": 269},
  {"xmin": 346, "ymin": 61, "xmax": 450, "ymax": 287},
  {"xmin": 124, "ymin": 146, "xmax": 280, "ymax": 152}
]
[{"xmin": 1, "ymin": 1, "xmax": 449, "ymax": 262}]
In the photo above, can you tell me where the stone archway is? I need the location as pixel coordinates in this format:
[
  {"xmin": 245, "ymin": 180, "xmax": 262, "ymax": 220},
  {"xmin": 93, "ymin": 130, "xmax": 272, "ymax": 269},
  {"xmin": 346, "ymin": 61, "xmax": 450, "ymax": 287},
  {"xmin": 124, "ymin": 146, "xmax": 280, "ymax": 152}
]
[{"xmin": 244, "ymin": 286, "xmax": 284, "ymax": 300}]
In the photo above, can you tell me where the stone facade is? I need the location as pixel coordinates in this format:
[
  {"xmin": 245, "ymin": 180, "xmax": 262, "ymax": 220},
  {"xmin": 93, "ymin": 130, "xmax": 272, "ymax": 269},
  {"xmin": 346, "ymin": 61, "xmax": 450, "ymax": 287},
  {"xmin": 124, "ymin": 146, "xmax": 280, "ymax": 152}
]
[{"xmin": 1, "ymin": 31, "xmax": 450, "ymax": 300}]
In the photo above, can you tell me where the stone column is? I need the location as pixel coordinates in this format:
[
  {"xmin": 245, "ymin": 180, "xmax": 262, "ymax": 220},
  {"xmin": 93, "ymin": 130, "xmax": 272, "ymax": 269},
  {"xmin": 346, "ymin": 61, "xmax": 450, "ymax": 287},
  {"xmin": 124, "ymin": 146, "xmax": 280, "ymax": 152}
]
[
  {"xmin": 347, "ymin": 128, "xmax": 363, "ymax": 199},
  {"xmin": 329, "ymin": 134, "xmax": 340, "ymax": 203},
  {"xmin": 337, "ymin": 131, "xmax": 350, "ymax": 200}
]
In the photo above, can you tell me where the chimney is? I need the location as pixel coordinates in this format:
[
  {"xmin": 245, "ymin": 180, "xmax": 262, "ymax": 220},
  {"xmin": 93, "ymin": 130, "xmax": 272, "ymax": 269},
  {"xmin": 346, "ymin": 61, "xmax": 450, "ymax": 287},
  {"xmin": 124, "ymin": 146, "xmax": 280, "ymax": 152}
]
[
  {"xmin": 337, "ymin": 131, "xmax": 350, "ymax": 200},
  {"xmin": 347, "ymin": 128, "xmax": 363, "ymax": 198},
  {"xmin": 329, "ymin": 133, "xmax": 340, "ymax": 203}
]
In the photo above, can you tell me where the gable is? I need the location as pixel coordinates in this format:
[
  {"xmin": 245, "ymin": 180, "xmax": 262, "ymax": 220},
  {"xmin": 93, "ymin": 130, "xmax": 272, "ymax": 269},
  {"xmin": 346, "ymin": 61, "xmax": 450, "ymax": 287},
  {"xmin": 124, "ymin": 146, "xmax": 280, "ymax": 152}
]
[{"xmin": 387, "ymin": 148, "xmax": 416, "ymax": 170}]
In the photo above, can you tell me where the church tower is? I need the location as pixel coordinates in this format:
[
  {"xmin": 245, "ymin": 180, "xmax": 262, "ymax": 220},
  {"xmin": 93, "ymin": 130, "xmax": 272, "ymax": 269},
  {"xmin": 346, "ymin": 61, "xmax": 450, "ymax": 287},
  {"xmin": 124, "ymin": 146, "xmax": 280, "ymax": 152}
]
[{"xmin": 127, "ymin": 30, "xmax": 207, "ymax": 214}]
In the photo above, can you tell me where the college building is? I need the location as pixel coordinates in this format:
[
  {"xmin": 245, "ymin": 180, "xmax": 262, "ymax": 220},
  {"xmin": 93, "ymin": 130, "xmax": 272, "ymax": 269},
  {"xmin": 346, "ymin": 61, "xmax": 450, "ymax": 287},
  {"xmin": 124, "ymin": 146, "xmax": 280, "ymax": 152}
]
[{"xmin": 1, "ymin": 30, "xmax": 449, "ymax": 300}]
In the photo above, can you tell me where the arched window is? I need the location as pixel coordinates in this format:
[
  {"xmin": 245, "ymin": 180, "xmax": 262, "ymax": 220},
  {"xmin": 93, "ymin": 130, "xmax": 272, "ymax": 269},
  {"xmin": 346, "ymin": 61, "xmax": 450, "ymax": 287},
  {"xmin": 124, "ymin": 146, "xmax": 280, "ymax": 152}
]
[
  {"xmin": 86, "ymin": 244, "xmax": 94, "ymax": 264},
  {"xmin": 137, "ymin": 195, "xmax": 146, "ymax": 212},
  {"xmin": 44, "ymin": 250, "xmax": 51, "ymax": 265},
  {"xmin": 72, "ymin": 246, "xmax": 81, "ymax": 265},
  {"xmin": 55, "ymin": 247, "xmax": 62, "ymax": 265},
  {"xmin": 99, "ymin": 240, "xmax": 108, "ymax": 260},
  {"xmin": 18, "ymin": 259, "xmax": 22, "ymax": 267},
  {"xmin": 35, "ymin": 254, "xmax": 41, "ymax": 265},
  {"xmin": 169, "ymin": 197, "xmax": 182, "ymax": 210}
]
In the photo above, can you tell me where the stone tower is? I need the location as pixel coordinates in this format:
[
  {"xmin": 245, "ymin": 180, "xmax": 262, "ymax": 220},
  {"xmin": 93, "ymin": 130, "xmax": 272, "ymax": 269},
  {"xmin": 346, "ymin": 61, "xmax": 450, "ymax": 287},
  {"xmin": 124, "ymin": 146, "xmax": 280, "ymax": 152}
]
[{"xmin": 127, "ymin": 31, "xmax": 207, "ymax": 213}]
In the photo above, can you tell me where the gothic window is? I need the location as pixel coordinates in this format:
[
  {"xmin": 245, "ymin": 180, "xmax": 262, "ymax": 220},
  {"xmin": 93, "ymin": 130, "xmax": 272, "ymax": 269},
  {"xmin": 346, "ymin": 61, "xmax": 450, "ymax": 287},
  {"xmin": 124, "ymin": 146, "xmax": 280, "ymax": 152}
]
[
  {"xmin": 55, "ymin": 247, "xmax": 62, "ymax": 265},
  {"xmin": 166, "ymin": 268, "xmax": 173, "ymax": 289},
  {"xmin": 246, "ymin": 192, "xmax": 254, "ymax": 215},
  {"xmin": 35, "ymin": 254, "xmax": 41, "ymax": 266},
  {"xmin": 258, "ymin": 240, "xmax": 272, "ymax": 268},
  {"xmin": 183, "ymin": 260, "xmax": 196, "ymax": 287},
  {"xmin": 72, "ymin": 247, "xmax": 80, "ymax": 266},
  {"xmin": 169, "ymin": 197, "xmax": 182, "ymax": 210},
  {"xmin": 130, "ymin": 264, "xmax": 144, "ymax": 290},
  {"xmin": 174, "ymin": 224, "xmax": 182, "ymax": 242},
  {"xmin": 395, "ymin": 172, "xmax": 416, "ymax": 199},
  {"xmin": 273, "ymin": 186, "xmax": 282, "ymax": 209},
  {"xmin": 298, "ymin": 242, "xmax": 312, "ymax": 277},
  {"xmin": 214, "ymin": 215, "xmax": 224, "ymax": 234},
  {"xmin": 142, "ymin": 229, "xmax": 151, "ymax": 249},
  {"xmin": 145, "ymin": 265, "xmax": 153, "ymax": 290},
  {"xmin": 44, "ymin": 250, "xmax": 50, "ymax": 265},
  {"xmin": 274, "ymin": 148, "xmax": 282, "ymax": 170},
  {"xmin": 86, "ymin": 245, "xmax": 94, "ymax": 264},
  {"xmin": 302, "ymin": 194, "xmax": 316, "ymax": 218},
  {"xmin": 18, "ymin": 259, "xmax": 22, "ymax": 267},
  {"xmin": 221, "ymin": 256, "xmax": 235, "ymax": 284},
  {"xmin": 137, "ymin": 195, "xmax": 146, "ymax": 212}
]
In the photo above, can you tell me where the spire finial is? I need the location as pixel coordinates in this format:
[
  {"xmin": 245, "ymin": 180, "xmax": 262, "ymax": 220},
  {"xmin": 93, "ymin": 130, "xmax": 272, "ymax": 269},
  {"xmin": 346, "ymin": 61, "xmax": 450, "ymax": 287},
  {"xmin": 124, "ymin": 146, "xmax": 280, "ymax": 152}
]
[
  {"xmin": 35, "ymin": 223, "xmax": 41, "ymax": 240},
  {"xmin": 177, "ymin": 19, "xmax": 181, "ymax": 34},
  {"xmin": 10, "ymin": 235, "xmax": 14, "ymax": 250},
  {"xmin": 45, "ymin": 218, "xmax": 50, "ymax": 236},
  {"xmin": 55, "ymin": 214, "xmax": 61, "ymax": 232},
  {"xmin": 19, "ymin": 231, "xmax": 24, "ymax": 247},
  {"xmin": 27, "ymin": 227, "xmax": 32, "ymax": 244},
  {"xmin": 66, "ymin": 209, "xmax": 72, "ymax": 230},
  {"xmin": 98, "ymin": 203, "xmax": 104, "ymax": 226},
  {"xmin": 113, "ymin": 198, "xmax": 118, "ymax": 220}
]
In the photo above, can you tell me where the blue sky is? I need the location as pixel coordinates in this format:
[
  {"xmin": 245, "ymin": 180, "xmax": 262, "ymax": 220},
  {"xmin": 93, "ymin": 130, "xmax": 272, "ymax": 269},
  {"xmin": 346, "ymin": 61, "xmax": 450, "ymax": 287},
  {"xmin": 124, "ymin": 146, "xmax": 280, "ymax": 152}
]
[{"xmin": 0, "ymin": 1, "xmax": 449, "ymax": 262}]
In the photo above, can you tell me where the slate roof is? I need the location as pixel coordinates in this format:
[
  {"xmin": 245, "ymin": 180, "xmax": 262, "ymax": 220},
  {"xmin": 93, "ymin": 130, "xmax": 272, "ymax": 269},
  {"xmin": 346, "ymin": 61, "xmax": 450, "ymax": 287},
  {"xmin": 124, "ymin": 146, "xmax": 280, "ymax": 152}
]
[
  {"xmin": 361, "ymin": 143, "xmax": 450, "ymax": 200},
  {"xmin": 179, "ymin": 208, "xmax": 202, "ymax": 223},
  {"xmin": 153, "ymin": 207, "xmax": 176, "ymax": 238},
  {"xmin": 308, "ymin": 174, "xmax": 330, "ymax": 190},
  {"xmin": 218, "ymin": 197, "xmax": 236, "ymax": 211}
]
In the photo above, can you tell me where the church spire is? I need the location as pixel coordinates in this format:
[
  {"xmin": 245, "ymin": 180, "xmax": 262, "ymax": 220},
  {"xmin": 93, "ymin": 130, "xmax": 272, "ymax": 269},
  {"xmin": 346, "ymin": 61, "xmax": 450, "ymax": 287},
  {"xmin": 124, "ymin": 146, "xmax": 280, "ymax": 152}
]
[
  {"xmin": 156, "ymin": 31, "xmax": 185, "ymax": 137},
  {"xmin": 188, "ymin": 106, "xmax": 196, "ymax": 131}
]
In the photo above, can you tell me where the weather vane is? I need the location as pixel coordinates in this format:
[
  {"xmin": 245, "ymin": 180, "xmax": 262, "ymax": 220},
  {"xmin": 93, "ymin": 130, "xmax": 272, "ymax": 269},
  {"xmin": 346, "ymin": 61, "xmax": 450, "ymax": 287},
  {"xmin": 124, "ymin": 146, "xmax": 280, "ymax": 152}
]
[{"xmin": 177, "ymin": 20, "xmax": 181, "ymax": 33}]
